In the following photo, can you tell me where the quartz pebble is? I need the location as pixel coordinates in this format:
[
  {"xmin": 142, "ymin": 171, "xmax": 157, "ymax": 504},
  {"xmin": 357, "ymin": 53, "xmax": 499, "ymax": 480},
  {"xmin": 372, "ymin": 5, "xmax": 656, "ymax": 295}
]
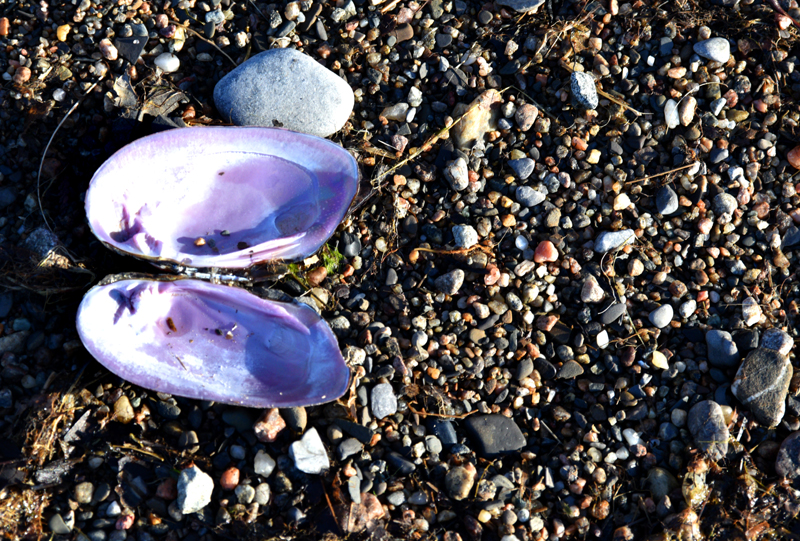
[
  {"xmin": 452, "ymin": 225, "xmax": 479, "ymax": 249},
  {"xmin": 289, "ymin": 427, "xmax": 330, "ymax": 474},
  {"xmin": 371, "ymin": 383, "xmax": 397, "ymax": 419},
  {"xmin": 570, "ymin": 72, "xmax": 598, "ymax": 109},
  {"xmin": 177, "ymin": 466, "xmax": 214, "ymax": 514},
  {"xmin": 594, "ymin": 230, "xmax": 636, "ymax": 253},
  {"xmin": 154, "ymin": 53, "xmax": 180, "ymax": 73}
]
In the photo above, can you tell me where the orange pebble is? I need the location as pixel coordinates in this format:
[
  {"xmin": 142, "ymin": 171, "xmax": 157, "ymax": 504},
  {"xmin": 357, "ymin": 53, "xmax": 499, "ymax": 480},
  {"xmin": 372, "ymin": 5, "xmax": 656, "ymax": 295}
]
[{"xmin": 220, "ymin": 467, "xmax": 240, "ymax": 490}]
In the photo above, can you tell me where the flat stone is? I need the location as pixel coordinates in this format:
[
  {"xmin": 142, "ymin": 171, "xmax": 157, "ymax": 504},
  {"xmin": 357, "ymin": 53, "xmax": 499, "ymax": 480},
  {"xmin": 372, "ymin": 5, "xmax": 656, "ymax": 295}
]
[
  {"xmin": 776, "ymin": 431, "xmax": 800, "ymax": 479},
  {"xmin": 214, "ymin": 49, "xmax": 354, "ymax": 137},
  {"xmin": 705, "ymin": 330, "xmax": 739, "ymax": 367},
  {"xmin": 648, "ymin": 304, "xmax": 673, "ymax": 328},
  {"xmin": 495, "ymin": 0, "xmax": 545, "ymax": 12},
  {"xmin": 434, "ymin": 269, "xmax": 464, "ymax": 295},
  {"xmin": 693, "ymin": 37, "xmax": 731, "ymax": 63},
  {"xmin": 516, "ymin": 185, "xmax": 546, "ymax": 207},
  {"xmin": 732, "ymin": 348, "xmax": 792, "ymax": 427},
  {"xmin": 557, "ymin": 360, "xmax": 584, "ymax": 379},
  {"xmin": 656, "ymin": 185, "xmax": 679, "ymax": 215},
  {"xmin": 581, "ymin": 275, "xmax": 605, "ymax": 303},
  {"xmin": 370, "ymin": 383, "xmax": 397, "ymax": 419},
  {"xmin": 570, "ymin": 71, "xmax": 598, "ymax": 109},
  {"xmin": 534, "ymin": 358, "xmax": 557, "ymax": 380},
  {"xmin": 741, "ymin": 297, "xmax": 762, "ymax": 327},
  {"xmin": 688, "ymin": 400, "xmax": 729, "ymax": 461},
  {"xmin": 427, "ymin": 419, "xmax": 458, "ymax": 448},
  {"xmin": 465, "ymin": 414, "xmax": 526, "ymax": 457},
  {"xmin": 289, "ymin": 427, "xmax": 330, "ymax": 474},
  {"xmin": 177, "ymin": 466, "xmax": 214, "ymax": 514},
  {"xmin": 450, "ymin": 89, "xmax": 501, "ymax": 149},
  {"xmin": 594, "ymin": 230, "xmax": 636, "ymax": 253},
  {"xmin": 601, "ymin": 302, "xmax": 627, "ymax": 324},
  {"xmin": 337, "ymin": 438, "xmax": 364, "ymax": 460}
]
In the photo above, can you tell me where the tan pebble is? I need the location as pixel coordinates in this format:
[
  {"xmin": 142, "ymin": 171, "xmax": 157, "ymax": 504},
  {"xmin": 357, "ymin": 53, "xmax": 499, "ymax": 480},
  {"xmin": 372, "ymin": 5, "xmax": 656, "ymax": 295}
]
[
  {"xmin": 650, "ymin": 350, "xmax": 669, "ymax": 369},
  {"xmin": 613, "ymin": 193, "xmax": 631, "ymax": 210},
  {"xmin": 220, "ymin": 467, "xmax": 240, "ymax": 490},
  {"xmin": 56, "ymin": 24, "xmax": 70, "ymax": 41},
  {"xmin": 306, "ymin": 266, "xmax": 328, "ymax": 286},
  {"xmin": 99, "ymin": 38, "xmax": 118, "ymax": 61},
  {"xmin": 586, "ymin": 149, "xmax": 601, "ymax": 164},
  {"xmin": 627, "ymin": 259, "xmax": 644, "ymax": 277}
]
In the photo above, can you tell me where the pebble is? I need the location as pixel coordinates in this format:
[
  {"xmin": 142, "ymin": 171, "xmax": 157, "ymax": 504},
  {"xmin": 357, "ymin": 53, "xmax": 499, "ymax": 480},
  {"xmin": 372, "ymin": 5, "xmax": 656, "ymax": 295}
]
[
  {"xmin": 788, "ymin": 146, "xmax": 800, "ymax": 169},
  {"xmin": 732, "ymin": 348, "xmax": 792, "ymax": 427},
  {"xmin": 154, "ymin": 53, "xmax": 180, "ymax": 73},
  {"xmin": 515, "ymin": 104, "xmax": 538, "ymax": 131},
  {"xmin": 570, "ymin": 72, "xmax": 598, "ymax": 109},
  {"xmin": 465, "ymin": 415, "xmax": 526, "ymax": 457},
  {"xmin": 705, "ymin": 330, "xmax": 739, "ymax": 367},
  {"xmin": 693, "ymin": 37, "xmax": 731, "ymax": 63},
  {"xmin": 678, "ymin": 96, "xmax": 696, "ymax": 126},
  {"xmin": 220, "ymin": 467, "xmax": 240, "ymax": 490},
  {"xmin": 534, "ymin": 240, "xmax": 558, "ymax": 262},
  {"xmin": 56, "ymin": 24, "xmax": 70, "ymax": 41},
  {"xmin": 50, "ymin": 513, "xmax": 72, "ymax": 535},
  {"xmin": 444, "ymin": 158, "xmax": 469, "ymax": 191},
  {"xmin": 760, "ymin": 328, "xmax": 793, "ymax": 356},
  {"xmin": 664, "ymin": 99, "xmax": 679, "ymax": 129},
  {"xmin": 507, "ymin": 158, "xmax": 535, "ymax": 180},
  {"xmin": 496, "ymin": 0, "xmax": 545, "ymax": 13},
  {"xmin": 254, "ymin": 450, "xmax": 276, "ymax": 477},
  {"xmin": 445, "ymin": 463, "xmax": 476, "ymax": 500},
  {"xmin": 371, "ymin": 383, "xmax": 397, "ymax": 419},
  {"xmin": 253, "ymin": 408, "xmax": 286, "ymax": 442},
  {"xmin": 452, "ymin": 225, "xmax": 479, "ymax": 249},
  {"xmin": 741, "ymin": 297, "xmax": 762, "ymax": 327},
  {"xmin": 289, "ymin": 427, "xmax": 329, "ymax": 474},
  {"xmin": 450, "ymin": 89, "xmax": 501, "ymax": 149},
  {"xmin": 114, "ymin": 396, "xmax": 134, "ymax": 424},
  {"xmin": 214, "ymin": 49, "xmax": 354, "ymax": 137},
  {"xmin": 75, "ymin": 482, "xmax": 95, "ymax": 505},
  {"xmin": 655, "ymin": 185, "xmax": 679, "ymax": 215},
  {"xmin": 712, "ymin": 193, "xmax": 738, "ymax": 215},
  {"xmin": 776, "ymin": 432, "xmax": 800, "ymax": 479},
  {"xmin": 581, "ymin": 275, "xmax": 605, "ymax": 303},
  {"xmin": 594, "ymin": 230, "xmax": 636, "ymax": 253},
  {"xmin": 688, "ymin": 401, "xmax": 729, "ymax": 461},
  {"xmin": 648, "ymin": 304, "xmax": 673, "ymax": 328},
  {"xmin": 516, "ymin": 185, "xmax": 546, "ymax": 207},
  {"xmin": 177, "ymin": 466, "xmax": 214, "ymax": 514},
  {"xmin": 434, "ymin": 269, "xmax": 464, "ymax": 295}
]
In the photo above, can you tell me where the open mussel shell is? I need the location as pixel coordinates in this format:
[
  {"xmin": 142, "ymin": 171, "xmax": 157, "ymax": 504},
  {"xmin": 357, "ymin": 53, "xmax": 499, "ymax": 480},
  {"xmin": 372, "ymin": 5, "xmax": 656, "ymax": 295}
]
[
  {"xmin": 85, "ymin": 127, "xmax": 359, "ymax": 269},
  {"xmin": 76, "ymin": 277, "xmax": 350, "ymax": 408}
]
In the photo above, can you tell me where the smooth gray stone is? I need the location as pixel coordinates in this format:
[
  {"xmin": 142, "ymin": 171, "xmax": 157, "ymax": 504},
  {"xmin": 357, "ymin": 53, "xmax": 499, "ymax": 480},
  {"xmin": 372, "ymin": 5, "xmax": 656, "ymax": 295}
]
[
  {"xmin": 495, "ymin": 0, "xmax": 545, "ymax": 13},
  {"xmin": 732, "ymin": 348, "xmax": 792, "ymax": 427},
  {"xmin": 656, "ymin": 185, "xmax": 679, "ymax": 215},
  {"xmin": 214, "ymin": 49, "xmax": 354, "ymax": 137},
  {"xmin": 693, "ymin": 37, "xmax": 731, "ymax": 63},
  {"xmin": 465, "ymin": 414, "xmax": 526, "ymax": 457},
  {"xmin": 688, "ymin": 400, "xmax": 728, "ymax": 461},
  {"xmin": 705, "ymin": 329, "xmax": 739, "ymax": 367}
]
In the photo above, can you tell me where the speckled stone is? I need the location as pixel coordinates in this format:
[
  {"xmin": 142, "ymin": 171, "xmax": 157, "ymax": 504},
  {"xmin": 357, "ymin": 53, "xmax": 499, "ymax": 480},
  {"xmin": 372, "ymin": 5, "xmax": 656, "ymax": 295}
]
[{"xmin": 570, "ymin": 71, "xmax": 598, "ymax": 109}]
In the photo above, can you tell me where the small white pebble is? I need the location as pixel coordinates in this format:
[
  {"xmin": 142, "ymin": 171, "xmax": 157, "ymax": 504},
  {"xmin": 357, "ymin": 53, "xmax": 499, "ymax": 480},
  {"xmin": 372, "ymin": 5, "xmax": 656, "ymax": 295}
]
[
  {"xmin": 155, "ymin": 53, "xmax": 180, "ymax": 73},
  {"xmin": 53, "ymin": 88, "xmax": 66, "ymax": 101}
]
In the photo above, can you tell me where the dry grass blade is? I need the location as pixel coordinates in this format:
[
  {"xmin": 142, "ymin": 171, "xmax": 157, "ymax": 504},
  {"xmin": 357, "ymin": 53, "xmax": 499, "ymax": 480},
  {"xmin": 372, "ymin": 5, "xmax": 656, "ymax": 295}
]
[{"xmin": 0, "ymin": 486, "xmax": 51, "ymax": 539}]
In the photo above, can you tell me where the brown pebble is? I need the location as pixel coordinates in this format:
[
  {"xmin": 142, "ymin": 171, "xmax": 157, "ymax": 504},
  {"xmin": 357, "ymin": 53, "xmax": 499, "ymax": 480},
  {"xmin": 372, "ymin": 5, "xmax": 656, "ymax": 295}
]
[
  {"xmin": 156, "ymin": 478, "xmax": 177, "ymax": 500},
  {"xmin": 306, "ymin": 266, "xmax": 327, "ymax": 286},
  {"xmin": 13, "ymin": 66, "xmax": 31, "ymax": 84},
  {"xmin": 0, "ymin": 18, "xmax": 8, "ymax": 37},
  {"xmin": 220, "ymin": 467, "xmax": 240, "ymax": 490},
  {"xmin": 114, "ymin": 395, "xmax": 135, "ymax": 424}
]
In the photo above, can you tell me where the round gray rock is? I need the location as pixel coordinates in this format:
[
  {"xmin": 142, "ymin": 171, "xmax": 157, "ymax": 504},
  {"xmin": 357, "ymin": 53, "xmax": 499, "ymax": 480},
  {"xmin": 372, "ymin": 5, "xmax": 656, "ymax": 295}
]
[
  {"xmin": 712, "ymin": 193, "xmax": 738, "ymax": 216},
  {"xmin": 648, "ymin": 304, "xmax": 673, "ymax": 329},
  {"xmin": 693, "ymin": 37, "xmax": 731, "ymax": 63},
  {"xmin": 213, "ymin": 49, "xmax": 354, "ymax": 137}
]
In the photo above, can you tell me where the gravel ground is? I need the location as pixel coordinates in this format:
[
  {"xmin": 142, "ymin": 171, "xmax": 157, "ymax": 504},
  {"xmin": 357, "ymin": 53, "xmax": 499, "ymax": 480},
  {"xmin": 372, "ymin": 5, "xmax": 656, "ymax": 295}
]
[{"xmin": 2, "ymin": 0, "xmax": 800, "ymax": 540}]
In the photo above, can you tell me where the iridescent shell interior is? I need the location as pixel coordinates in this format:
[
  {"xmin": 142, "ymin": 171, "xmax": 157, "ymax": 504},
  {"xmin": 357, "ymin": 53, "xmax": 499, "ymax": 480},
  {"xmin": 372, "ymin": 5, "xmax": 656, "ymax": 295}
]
[
  {"xmin": 85, "ymin": 127, "xmax": 359, "ymax": 269},
  {"xmin": 77, "ymin": 278, "xmax": 350, "ymax": 407}
]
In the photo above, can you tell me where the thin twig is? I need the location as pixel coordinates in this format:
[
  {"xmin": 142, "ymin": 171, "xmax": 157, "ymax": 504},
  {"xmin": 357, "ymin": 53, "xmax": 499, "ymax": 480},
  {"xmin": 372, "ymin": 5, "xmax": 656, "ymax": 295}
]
[
  {"xmin": 37, "ymin": 79, "xmax": 101, "ymax": 233},
  {"xmin": 625, "ymin": 162, "xmax": 699, "ymax": 184}
]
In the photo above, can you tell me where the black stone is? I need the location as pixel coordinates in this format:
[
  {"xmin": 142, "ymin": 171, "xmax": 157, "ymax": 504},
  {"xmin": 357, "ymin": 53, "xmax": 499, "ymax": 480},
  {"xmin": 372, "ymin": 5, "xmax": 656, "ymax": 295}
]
[
  {"xmin": 427, "ymin": 419, "xmax": 457, "ymax": 449},
  {"xmin": 465, "ymin": 415, "xmax": 526, "ymax": 457},
  {"xmin": 115, "ymin": 35, "xmax": 148, "ymax": 64},
  {"xmin": 534, "ymin": 358, "xmax": 557, "ymax": 380}
]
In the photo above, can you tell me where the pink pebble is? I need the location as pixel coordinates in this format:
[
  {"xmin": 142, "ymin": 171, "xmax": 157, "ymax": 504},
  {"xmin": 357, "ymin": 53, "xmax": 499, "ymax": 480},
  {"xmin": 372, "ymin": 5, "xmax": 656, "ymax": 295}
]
[
  {"xmin": 116, "ymin": 514, "xmax": 134, "ymax": 530},
  {"xmin": 533, "ymin": 240, "xmax": 558, "ymax": 263}
]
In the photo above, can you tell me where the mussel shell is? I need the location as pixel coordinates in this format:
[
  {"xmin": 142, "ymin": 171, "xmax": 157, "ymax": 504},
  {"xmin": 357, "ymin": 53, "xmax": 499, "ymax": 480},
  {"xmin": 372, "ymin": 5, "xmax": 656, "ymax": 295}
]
[
  {"xmin": 76, "ymin": 277, "xmax": 350, "ymax": 407},
  {"xmin": 86, "ymin": 127, "xmax": 359, "ymax": 269}
]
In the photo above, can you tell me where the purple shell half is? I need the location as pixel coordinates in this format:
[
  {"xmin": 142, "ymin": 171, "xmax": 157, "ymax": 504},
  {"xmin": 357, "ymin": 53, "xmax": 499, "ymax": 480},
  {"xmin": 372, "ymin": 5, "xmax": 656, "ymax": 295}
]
[
  {"xmin": 85, "ymin": 127, "xmax": 359, "ymax": 269},
  {"xmin": 76, "ymin": 278, "xmax": 350, "ymax": 407}
]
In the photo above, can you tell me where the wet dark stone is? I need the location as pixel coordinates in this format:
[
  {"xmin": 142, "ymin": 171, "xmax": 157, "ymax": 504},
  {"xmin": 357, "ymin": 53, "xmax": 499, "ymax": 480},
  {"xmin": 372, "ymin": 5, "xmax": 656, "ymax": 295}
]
[
  {"xmin": 387, "ymin": 452, "xmax": 415, "ymax": 474},
  {"xmin": 341, "ymin": 231, "xmax": 361, "ymax": 257},
  {"xmin": 534, "ymin": 358, "xmax": 557, "ymax": 380},
  {"xmin": 427, "ymin": 419, "xmax": 457, "ymax": 449}
]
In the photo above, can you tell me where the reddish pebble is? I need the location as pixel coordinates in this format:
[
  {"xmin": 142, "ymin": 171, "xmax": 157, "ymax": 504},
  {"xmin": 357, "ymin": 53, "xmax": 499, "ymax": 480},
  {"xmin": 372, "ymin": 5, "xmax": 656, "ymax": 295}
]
[
  {"xmin": 13, "ymin": 66, "xmax": 31, "ymax": 84},
  {"xmin": 533, "ymin": 240, "xmax": 558, "ymax": 263},
  {"xmin": 116, "ymin": 514, "xmax": 134, "ymax": 530},
  {"xmin": 220, "ymin": 467, "xmax": 240, "ymax": 490},
  {"xmin": 788, "ymin": 146, "xmax": 800, "ymax": 169},
  {"xmin": 253, "ymin": 408, "xmax": 286, "ymax": 442},
  {"xmin": 697, "ymin": 218, "xmax": 713, "ymax": 235},
  {"xmin": 306, "ymin": 266, "xmax": 327, "ymax": 286},
  {"xmin": 536, "ymin": 315, "xmax": 559, "ymax": 332},
  {"xmin": 156, "ymin": 478, "xmax": 177, "ymax": 500},
  {"xmin": 777, "ymin": 13, "xmax": 792, "ymax": 29},
  {"xmin": 0, "ymin": 17, "xmax": 8, "ymax": 36}
]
